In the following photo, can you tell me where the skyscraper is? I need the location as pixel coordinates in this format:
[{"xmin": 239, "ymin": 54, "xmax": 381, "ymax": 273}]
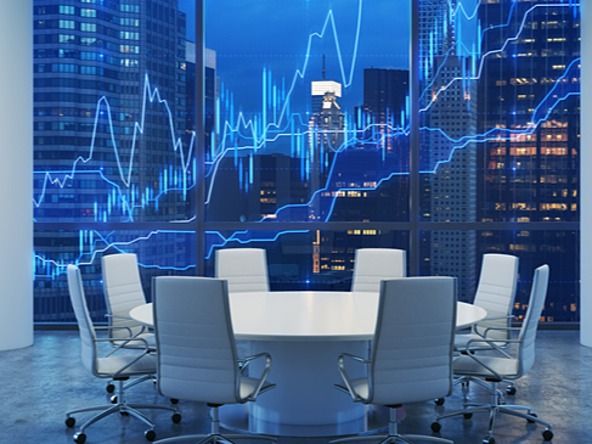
[
  {"xmin": 33, "ymin": 0, "xmax": 189, "ymax": 320},
  {"xmin": 478, "ymin": 0, "xmax": 580, "ymax": 321},
  {"xmin": 419, "ymin": 0, "xmax": 478, "ymax": 300}
]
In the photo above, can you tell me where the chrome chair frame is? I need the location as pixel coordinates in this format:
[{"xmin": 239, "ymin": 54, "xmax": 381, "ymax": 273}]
[
  {"xmin": 65, "ymin": 265, "xmax": 179, "ymax": 444},
  {"xmin": 152, "ymin": 276, "xmax": 276, "ymax": 444},
  {"xmin": 432, "ymin": 265, "xmax": 554, "ymax": 444},
  {"xmin": 332, "ymin": 277, "xmax": 457, "ymax": 444}
]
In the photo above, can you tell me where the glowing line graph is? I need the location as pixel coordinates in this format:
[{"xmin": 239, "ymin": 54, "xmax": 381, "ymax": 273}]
[
  {"xmin": 34, "ymin": 73, "xmax": 196, "ymax": 221},
  {"xmin": 204, "ymin": 0, "xmax": 365, "ymax": 201},
  {"xmin": 421, "ymin": 3, "xmax": 579, "ymax": 113},
  {"xmin": 34, "ymin": 228, "xmax": 199, "ymax": 277},
  {"xmin": 34, "ymin": 0, "xmax": 580, "ymax": 278}
]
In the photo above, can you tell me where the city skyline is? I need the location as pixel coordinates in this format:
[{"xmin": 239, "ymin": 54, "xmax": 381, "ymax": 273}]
[{"xmin": 33, "ymin": 0, "xmax": 580, "ymax": 323}]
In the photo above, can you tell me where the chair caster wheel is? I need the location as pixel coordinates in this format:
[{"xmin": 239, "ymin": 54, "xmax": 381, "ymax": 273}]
[
  {"xmin": 145, "ymin": 429, "xmax": 156, "ymax": 441},
  {"xmin": 543, "ymin": 429, "xmax": 554, "ymax": 441},
  {"xmin": 482, "ymin": 436, "xmax": 495, "ymax": 444},
  {"xmin": 106, "ymin": 383, "xmax": 115, "ymax": 394},
  {"xmin": 172, "ymin": 413, "xmax": 182, "ymax": 424},
  {"xmin": 73, "ymin": 432, "xmax": 87, "ymax": 444},
  {"xmin": 506, "ymin": 385, "xmax": 516, "ymax": 395},
  {"xmin": 110, "ymin": 395, "xmax": 118, "ymax": 404},
  {"xmin": 431, "ymin": 421, "xmax": 441, "ymax": 433},
  {"xmin": 464, "ymin": 412, "xmax": 473, "ymax": 419},
  {"xmin": 65, "ymin": 417, "xmax": 76, "ymax": 428},
  {"xmin": 170, "ymin": 398, "xmax": 179, "ymax": 404},
  {"xmin": 435, "ymin": 397, "xmax": 445, "ymax": 406}
]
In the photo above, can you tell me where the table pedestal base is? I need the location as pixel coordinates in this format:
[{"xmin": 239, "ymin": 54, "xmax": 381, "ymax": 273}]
[
  {"xmin": 220, "ymin": 404, "xmax": 390, "ymax": 437},
  {"xmin": 220, "ymin": 339, "xmax": 389, "ymax": 436}
]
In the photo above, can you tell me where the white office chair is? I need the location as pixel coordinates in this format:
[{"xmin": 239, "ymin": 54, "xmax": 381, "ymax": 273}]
[
  {"xmin": 65, "ymin": 265, "xmax": 179, "ymax": 444},
  {"xmin": 215, "ymin": 248, "xmax": 270, "ymax": 293},
  {"xmin": 152, "ymin": 276, "xmax": 275, "ymax": 444},
  {"xmin": 332, "ymin": 277, "xmax": 457, "ymax": 444},
  {"xmin": 102, "ymin": 252, "xmax": 155, "ymax": 395},
  {"xmin": 455, "ymin": 253, "xmax": 519, "ymax": 350},
  {"xmin": 432, "ymin": 265, "xmax": 553, "ymax": 444},
  {"xmin": 102, "ymin": 252, "xmax": 154, "ymax": 346},
  {"xmin": 351, "ymin": 248, "xmax": 406, "ymax": 293},
  {"xmin": 450, "ymin": 253, "xmax": 519, "ymax": 400}
]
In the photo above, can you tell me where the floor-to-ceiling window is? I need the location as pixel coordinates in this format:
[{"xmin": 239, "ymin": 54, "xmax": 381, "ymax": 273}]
[
  {"xmin": 33, "ymin": 0, "xmax": 580, "ymax": 325},
  {"xmin": 416, "ymin": 0, "xmax": 579, "ymax": 322},
  {"xmin": 33, "ymin": 0, "xmax": 198, "ymax": 321},
  {"xmin": 202, "ymin": 0, "xmax": 411, "ymax": 289}
]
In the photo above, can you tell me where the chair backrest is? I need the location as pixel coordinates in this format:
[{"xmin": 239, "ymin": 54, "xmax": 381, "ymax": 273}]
[
  {"xmin": 153, "ymin": 276, "xmax": 240, "ymax": 404},
  {"xmin": 518, "ymin": 264, "xmax": 550, "ymax": 376},
  {"xmin": 473, "ymin": 253, "xmax": 519, "ymax": 339},
  {"xmin": 102, "ymin": 253, "xmax": 146, "ymax": 339},
  {"xmin": 67, "ymin": 264, "xmax": 97, "ymax": 374},
  {"xmin": 351, "ymin": 248, "xmax": 407, "ymax": 293},
  {"xmin": 369, "ymin": 277, "xmax": 456, "ymax": 406},
  {"xmin": 215, "ymin": 248, "xmax": 270, "ymax": 293}
]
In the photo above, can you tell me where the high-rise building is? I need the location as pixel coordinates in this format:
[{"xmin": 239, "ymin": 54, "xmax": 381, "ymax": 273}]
[
  {"xmin": 478, "ymin": 0, "xmax": 580, "ymax": 321},
  {"xmin": 419, "ymin": 0, "xmax": 478, "ymax": 301},
  {"xmin": 363, "ymin": 68, "xmax": 408, "ymax": 121},
  {"xmin": 33, "ymin": 0, "xmax": 189, "ymax": 321},
  {"xmin": 310, "ymin": 80, "xmax": 342, "ymax": 115},
  {"xmin": 308, "ymin": 85, "xmax": 344, "ymax": 222}
]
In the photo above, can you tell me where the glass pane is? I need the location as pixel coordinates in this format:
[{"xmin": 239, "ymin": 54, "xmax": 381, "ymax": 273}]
[
  {"xmin": 418, "ymin": 1, "xmax": 580, "ymax": 223},
  {"xmin": 205, "ymin": 229, "xmax": 409, "ymax": 290},
  {"xmin": 205, "ymin": 0, "xmax": 410, "ymax": 223},
  {"xmin": 34, "ymin": 1, "xmax": 196, "ymax": 223},
  {"xmin": 420, "ymin": 230, "xmax": 578, "ymax": 323},
  {"xmin": 33, "ymin": 0, "xmax": 197, "ymax": 322},
  {"xmin": 34, "ymin": 229, "xmax": 196, "ymax": 322}
]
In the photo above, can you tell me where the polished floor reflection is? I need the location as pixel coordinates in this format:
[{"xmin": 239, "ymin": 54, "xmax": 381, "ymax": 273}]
[{"xmin": 1, "ymin": 330, "xmax": 588, "ymax": 443}]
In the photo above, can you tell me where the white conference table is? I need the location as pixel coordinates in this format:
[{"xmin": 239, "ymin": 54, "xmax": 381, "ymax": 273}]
[{"xmin": 131, "ymin": 291, "xmax": 486, "ymax": 436}]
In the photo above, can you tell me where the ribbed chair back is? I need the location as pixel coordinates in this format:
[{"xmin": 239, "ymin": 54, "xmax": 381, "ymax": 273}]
[
  {"xmin": 351, "ymin": 248, "xmax": 406, "ymax": 293},
  {"xmin": 370, "ymin": 277, "xmax": 456, "ymax": 406},
  {"xmin": 102, "ymin": 253, "xmax": 146, "ymax": 339},
  {"xmin": 67, "ymin": 265, "xmax": 98, "ymax": 375},
  {"xmin": 215, "ymin": 248, "xmax": 270, "ymax": 293},
  {"xmin": 518, "ymin": 265, "xmax": 549, "ymax": 376},
  {"xmin": 473, "ymin": 253, "xmax": 519, "ymax": 339},
  {"xmin": 153, "ymin": 276, "xmax": 240, "ymax": 404}
]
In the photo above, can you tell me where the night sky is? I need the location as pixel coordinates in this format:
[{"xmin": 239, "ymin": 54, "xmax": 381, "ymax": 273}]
[{"xmin": 180, "ymin": 0, "xmax": 410, "ymax": 112}]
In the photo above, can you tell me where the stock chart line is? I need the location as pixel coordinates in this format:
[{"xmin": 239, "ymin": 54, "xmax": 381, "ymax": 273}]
[
  {"xmin": 34, "ymin": 73, "xmax": 196, "ymax": 221},
  {"xmin": 34, "ymin": 0, "xmax": 580, "ymax": 278}
]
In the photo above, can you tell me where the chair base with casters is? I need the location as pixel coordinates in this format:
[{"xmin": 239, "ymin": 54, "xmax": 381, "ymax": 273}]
[
  {"xmin": 431, "ymin": 378, "xmax": 553, "ymax": 444},
  {"xmin": 153, "ymin": 404, "xmax": 275, "ymax": 444},
  {"xmin": 434, "ymin": 375, "xmax": 515, "ymax": 406},
  {"xmin": 65, "ymin": 377, "xmax": 181, "ymax": 444},
  {"xmin": 330, "ymin": 405, "xmax": 453, "ymax": 444},
  {"xmin": 106, "ymin": 373, "xmax": 154, "ymax": 395}
]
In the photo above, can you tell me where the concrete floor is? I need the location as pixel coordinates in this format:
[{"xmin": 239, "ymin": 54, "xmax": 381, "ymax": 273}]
[{"xmin": 1, "ymin": 330, "xmax": 589, "ymax": 444}]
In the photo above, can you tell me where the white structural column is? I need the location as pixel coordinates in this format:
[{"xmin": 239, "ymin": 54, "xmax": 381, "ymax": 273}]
[
  {"xmin": 582, "ymin": 3, "xmax": 591, "ymax": 347},
  {"xmin": 0, "ymin": 0, "xmax": 34, "ymax": 350}
]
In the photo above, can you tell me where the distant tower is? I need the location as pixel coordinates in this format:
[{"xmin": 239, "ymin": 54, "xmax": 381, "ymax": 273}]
[
  {"xmin": 311, "ymin": 80, "xmax": 342, "ymax": 115},
  {"xmin": 419, "ymin": 0, "xmax": 478, "ymax": 301},
  {"xmin": 362, "ymin": 68, "xmax": 409, "ymax": 153}
]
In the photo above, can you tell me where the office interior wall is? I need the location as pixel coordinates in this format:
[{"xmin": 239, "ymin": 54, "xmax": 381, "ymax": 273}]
[{"xmin": 0, "ymin": 0, "xmax": 34, "ymax": 350}]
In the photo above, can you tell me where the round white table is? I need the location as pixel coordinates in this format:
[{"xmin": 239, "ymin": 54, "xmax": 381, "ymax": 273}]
[{"xmin": 130, "ymin": 291, "xmax": 486, "ymax": 436}]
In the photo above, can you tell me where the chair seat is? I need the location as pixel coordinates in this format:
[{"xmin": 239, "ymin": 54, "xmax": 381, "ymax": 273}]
[
  {"xmin": 114, "ymin": 331, "xmax": 155, "ymax": 349},
  {"xmin": 453, "ymin": 354, "xmax": 519, "ymax": 380},
  {"xmin": 96, "ymin": 352, "xmax": 156, "ymax": 377},
  {"xmin": 336, "ymin": 378, "xmax": 370, "ymax": 402}
]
